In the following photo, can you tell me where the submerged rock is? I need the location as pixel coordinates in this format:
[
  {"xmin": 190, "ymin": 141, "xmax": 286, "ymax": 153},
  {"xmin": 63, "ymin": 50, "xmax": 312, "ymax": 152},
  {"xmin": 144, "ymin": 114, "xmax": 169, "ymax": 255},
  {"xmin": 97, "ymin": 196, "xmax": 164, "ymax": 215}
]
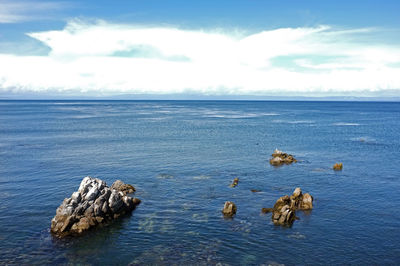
[
  {"xmin": 263, "ymin": 187, "xmax": 313, "ymax": 226},
  {"xmin": 269, "ymin": 149, "xmax": 297, "ymax": 166},
  {"xmin": 222, "ymin": 201, "xmax": 237, "ymax": 217},
  {"xmin": 51, "ymin": 176, "xmax": 140, "ymax": 238},
  {"xmin": 230, "ymin": 178, "xmax": 239, "ymax": 188},
  {"xmin": 333, "ymin": 163, "xmax": 343, "ymax": 171},
  {"xmin": 261, "ymin": 208, "xmax": 274, "ymax": 213}
]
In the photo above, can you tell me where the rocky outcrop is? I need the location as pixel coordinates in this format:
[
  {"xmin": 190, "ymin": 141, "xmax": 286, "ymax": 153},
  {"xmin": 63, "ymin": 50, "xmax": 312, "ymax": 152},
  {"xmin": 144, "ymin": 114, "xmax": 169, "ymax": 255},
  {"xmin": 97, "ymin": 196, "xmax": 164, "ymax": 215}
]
[
  {"xmin": 222, "ymin": 201, "xmax": 237, "ymax": 217},
  {"xmin": 51, "ymin": 177, "xmax": 140, "ymax": 238},
  {"xmin": 269, "ymin": 149, "xmax": 297, "ymax": 166},
  {"xmin": 263, "ymin": 187, "xmax": 313, "ymax": 226},
  {"xmin": 333, "ymin": 163, "xmax": 343, "ymax": 171},
  {"xmin": 230, "ymin": 178, "xmax": 239, "ymax": 188}
]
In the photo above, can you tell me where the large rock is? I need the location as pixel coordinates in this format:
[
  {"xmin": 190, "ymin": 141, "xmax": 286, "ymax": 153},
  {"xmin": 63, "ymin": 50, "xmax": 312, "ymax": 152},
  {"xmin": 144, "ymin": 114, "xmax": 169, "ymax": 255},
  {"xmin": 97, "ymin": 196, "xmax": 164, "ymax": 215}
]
[
  {"xmin": 264, "ymin": 187, "xmax": 313, "ymax": 226},
  {"xmin": 51, "ymin": 176, "xmax": 140, "ymax": 238},
  {"xmin": 269, "ymin": 149, "xmax": 297, "ymax": 166}
]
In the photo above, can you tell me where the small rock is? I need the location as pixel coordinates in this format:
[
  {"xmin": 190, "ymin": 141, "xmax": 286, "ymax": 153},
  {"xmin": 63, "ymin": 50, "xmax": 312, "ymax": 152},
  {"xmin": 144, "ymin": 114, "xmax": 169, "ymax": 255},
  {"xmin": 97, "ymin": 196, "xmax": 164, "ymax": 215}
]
[
  {"xmin": 111, "ymin": 180, "xmax": 136, "ymax": 195},
  {"xmin": 333, "ymin": 163, "xmax": 343, "ymax": 171},
  {"xmin": 293, "ymin": 187, "xmax": 302, "ymax": 198},
  {"xmin": 132, "ymin": 198, "xmax": 141, "ymax": 205},
  {"xmin": 261, "ymin": 208, "xmax": 273, "ymax": 213},
  {"xmin": 300, "ymin": 193, "xmax": 313, "ymax": 210},
  {"xmin": 230, "ymin": 178, "xmax": 239, "ymax": 188},
  {"xmin": 269, "ymin": 156, "xmax": 283, "ymax": 166},
  {"xmin": 222, "ymin": 201, "xmax": 237, "ymax": 217},
  {"xmin": 251, "ymin": 189, "xmax": 261, "ymax": 193},
  {"xmin": 269, "ymin": 149, "xmax": 297, "ymax": 166}
]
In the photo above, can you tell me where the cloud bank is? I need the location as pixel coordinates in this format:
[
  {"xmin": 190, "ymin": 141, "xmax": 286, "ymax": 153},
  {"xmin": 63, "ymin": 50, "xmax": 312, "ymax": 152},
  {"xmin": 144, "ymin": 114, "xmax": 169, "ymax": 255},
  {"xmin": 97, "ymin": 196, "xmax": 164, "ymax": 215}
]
[{"xmin": 1, "ymin": 20, "xmax": 400, "ymax": 97}]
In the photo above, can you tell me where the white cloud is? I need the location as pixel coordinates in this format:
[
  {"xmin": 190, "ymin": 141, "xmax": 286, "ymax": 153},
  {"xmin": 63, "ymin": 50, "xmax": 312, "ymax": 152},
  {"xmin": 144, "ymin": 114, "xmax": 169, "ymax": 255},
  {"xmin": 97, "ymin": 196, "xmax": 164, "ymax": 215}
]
[
  {"xmin": 0, "ymin": 0, "xmax": 68, "ymax": 23},
  {"xmin": 1, "ymin": 20, "xmax": 400, "ymax": 96}
]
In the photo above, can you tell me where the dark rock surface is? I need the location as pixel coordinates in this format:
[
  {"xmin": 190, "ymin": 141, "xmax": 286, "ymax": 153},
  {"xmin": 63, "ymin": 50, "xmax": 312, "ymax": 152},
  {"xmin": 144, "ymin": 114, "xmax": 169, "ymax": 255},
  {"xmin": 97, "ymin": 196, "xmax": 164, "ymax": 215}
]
[{"xmin": 51, "ymin": 177, "xmax": 140, "ymax": 238}]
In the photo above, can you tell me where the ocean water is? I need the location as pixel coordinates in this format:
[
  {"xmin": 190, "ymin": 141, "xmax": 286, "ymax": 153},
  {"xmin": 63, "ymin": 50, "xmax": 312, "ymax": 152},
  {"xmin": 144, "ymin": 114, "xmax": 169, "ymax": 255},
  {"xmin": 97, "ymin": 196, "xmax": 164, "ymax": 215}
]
[{"xmin": 0, "ymin": 100, "xmax": 399, "ymax": 265}]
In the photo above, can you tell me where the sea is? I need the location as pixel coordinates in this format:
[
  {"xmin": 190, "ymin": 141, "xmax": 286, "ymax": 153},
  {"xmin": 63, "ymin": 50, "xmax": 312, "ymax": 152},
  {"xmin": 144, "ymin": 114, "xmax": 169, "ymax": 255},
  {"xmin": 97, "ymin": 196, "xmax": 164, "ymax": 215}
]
[{"xmin": 0, "ymin": 100, "xmax": 399, "ymax": 265}]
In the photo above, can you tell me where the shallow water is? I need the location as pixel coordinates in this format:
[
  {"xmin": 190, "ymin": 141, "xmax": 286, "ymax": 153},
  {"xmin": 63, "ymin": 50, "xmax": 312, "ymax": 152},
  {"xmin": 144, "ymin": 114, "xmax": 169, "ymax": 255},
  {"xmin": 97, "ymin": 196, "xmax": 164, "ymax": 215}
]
[{"xmin": 0, "ymin": 100, "xmax": 399, "ymax": 265}]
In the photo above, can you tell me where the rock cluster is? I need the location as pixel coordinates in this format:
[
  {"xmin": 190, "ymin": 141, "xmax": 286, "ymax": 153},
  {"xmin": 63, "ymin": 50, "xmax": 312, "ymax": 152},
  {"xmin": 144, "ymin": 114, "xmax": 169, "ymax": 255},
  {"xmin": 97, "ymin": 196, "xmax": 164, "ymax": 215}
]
[
  {"xmin": 266, "ymin": 187, "xmax": 313, "ymax": 226},
  {"xmin": 221, "ymin": 201, "xmax": 237, "ymax": 217},
  {"xmin": 333, "ymin": 163, "xmax": 343, "ymax": 171},
  {"xmin": 51, "ymin": 177, "xmax": 140, "ymax": 238},
  {"xmin": 269, "ymin": 149, "xmax": 297, "ymax": 166}
]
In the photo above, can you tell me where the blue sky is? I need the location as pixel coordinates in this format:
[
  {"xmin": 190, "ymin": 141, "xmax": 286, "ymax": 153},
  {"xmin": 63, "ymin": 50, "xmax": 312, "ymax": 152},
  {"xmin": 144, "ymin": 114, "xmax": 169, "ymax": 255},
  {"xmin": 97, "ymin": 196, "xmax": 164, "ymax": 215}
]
[{"xmin": 1, "ymin": 0, "xmax": 400, "ymax": 98}]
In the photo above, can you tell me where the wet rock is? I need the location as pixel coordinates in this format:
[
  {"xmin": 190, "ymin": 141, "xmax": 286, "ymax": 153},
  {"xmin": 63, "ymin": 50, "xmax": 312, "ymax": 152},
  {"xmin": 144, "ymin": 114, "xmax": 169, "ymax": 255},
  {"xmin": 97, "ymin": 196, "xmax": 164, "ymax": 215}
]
[
  {"xmin": 333, "ymin": 163, "xmax": 343, "ymax": 171},
  {"xmin": 50, "ymin": 176, "xmax": 141, "ymax": 238},
  {"xmin": 251, "ymin": 189, "xmax": 261, "ymax": 193},
  {"xmin": 269, "ymin": 149, "xmax": 297, "ymax": 166},
  {"xmin": 230, "ymin": 178, "xmax": 239, "ymax": 188},
  {"xmin": 222, "ymin": 201, "xmax": 237, "ymax": 217},
  {"xmin": 111, "ymin": 180, "xmax": 136, "ymax": 195},
  {"xmin": 264, "ymin": 187, "xmax": 313, "ymax": 226},
  {"xmin": 261, "ymin": 208, "xmax": 274, "ymax": 213}
]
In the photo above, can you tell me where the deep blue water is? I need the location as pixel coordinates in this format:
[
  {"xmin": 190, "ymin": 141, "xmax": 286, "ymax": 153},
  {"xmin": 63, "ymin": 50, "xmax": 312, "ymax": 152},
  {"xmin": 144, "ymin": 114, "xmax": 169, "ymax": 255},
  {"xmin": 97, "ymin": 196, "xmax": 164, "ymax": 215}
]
[{"xmin": 0, "ymin": 100, "xmax": 399, "ymax": 265}]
